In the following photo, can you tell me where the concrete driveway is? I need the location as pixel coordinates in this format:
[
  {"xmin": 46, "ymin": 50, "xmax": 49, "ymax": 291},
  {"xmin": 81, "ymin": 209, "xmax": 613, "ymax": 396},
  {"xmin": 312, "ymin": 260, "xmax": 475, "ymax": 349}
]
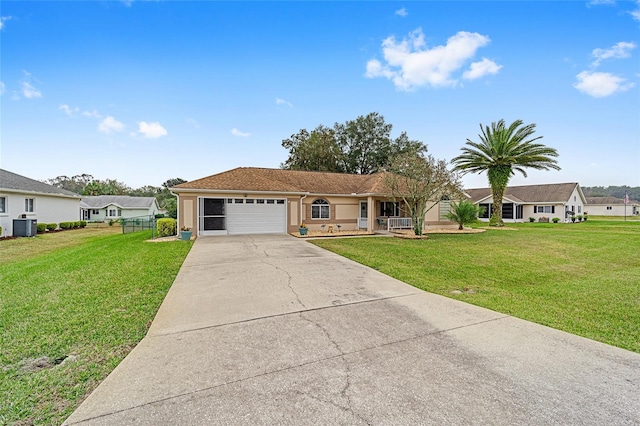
[{"xmin": 64, "ymin": 234, "xmax": 640, "ymax": 425}]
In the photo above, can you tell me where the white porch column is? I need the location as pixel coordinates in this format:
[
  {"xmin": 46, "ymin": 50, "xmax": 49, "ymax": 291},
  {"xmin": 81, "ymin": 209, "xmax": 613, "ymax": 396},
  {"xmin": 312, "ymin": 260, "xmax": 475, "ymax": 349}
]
[{"xmin": 367, "ymin": 196, "xmax": 375, "ymax": 231}]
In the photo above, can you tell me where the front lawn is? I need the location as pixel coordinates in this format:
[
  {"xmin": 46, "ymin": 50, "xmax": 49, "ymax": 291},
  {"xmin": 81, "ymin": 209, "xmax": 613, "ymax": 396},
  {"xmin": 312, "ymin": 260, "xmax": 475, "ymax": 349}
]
[
  {"xmin": 0, "ymin": 228, "xmax": 192, "ymax": 426},
  {"xmin": 312, "ymin": 220, "xmax": 640, "ymax": 353}
]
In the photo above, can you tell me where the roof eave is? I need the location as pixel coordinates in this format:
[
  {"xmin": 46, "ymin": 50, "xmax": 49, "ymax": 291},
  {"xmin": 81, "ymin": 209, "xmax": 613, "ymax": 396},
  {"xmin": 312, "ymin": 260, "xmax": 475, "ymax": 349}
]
[{"xmin": 0, "ymin": 188, "xmax": 81, "ymax": 199}]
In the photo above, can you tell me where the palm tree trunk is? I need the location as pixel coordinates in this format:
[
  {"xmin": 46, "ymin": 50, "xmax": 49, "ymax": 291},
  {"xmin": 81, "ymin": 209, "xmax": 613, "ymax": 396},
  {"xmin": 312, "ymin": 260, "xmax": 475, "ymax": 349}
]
[{"xmin": 488, "ymin": 166, "xmax": 511, "ymax": 227}]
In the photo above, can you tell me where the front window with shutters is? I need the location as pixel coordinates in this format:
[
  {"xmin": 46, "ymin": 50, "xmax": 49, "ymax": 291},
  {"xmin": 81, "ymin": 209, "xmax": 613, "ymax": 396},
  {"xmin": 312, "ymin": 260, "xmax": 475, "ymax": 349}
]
[{"xmin": 535, "ymin": 205, "xmax": 554, "ymax": 214}]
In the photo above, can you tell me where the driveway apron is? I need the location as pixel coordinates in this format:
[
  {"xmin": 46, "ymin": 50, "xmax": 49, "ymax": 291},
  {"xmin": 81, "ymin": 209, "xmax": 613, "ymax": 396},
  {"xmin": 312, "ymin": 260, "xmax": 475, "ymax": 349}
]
[{"xmin": 64, "ymin": 234, "xmax": 640, "ymax": 425}]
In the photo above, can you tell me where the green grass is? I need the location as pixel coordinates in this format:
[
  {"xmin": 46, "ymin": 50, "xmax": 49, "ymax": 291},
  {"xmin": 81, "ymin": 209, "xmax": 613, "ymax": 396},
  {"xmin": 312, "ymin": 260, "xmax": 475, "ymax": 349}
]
[
  {"xmin": 312, "ymin": 220, "xmax": 640, "ymax": 354},
  {"xmin": 0, "ymin": 228, "xmax": 193, "ymax": 426}
]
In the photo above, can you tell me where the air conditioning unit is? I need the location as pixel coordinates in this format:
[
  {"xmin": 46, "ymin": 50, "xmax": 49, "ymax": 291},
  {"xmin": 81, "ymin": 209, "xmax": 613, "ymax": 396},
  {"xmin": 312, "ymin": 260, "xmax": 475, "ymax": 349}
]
[{"xmin": 13, "ymin": 219, "xmax": 38, "ymax": 237}]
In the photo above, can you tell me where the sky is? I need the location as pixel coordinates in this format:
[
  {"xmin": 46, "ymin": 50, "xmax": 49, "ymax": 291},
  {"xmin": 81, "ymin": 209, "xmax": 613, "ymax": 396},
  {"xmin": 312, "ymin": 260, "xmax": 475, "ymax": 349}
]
[{"xmin": 1, "ymin": 1, "xmax": 639, "ymax": 190}]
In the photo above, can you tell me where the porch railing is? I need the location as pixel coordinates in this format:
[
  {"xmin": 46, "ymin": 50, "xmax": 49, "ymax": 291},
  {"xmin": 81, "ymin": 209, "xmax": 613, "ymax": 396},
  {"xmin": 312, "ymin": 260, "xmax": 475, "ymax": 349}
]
[{"xmin": 387, "ymin": 217, "xmax": 413, "ymax": 231}]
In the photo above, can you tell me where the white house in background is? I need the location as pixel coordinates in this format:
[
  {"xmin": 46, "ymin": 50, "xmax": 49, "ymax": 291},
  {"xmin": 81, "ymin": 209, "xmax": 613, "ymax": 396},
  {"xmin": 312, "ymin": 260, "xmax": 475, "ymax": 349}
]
[
  {"xmin": 0, "ymin": 169, "xmax": 81, "ymax": 237},
  {"xmin": 585, "ymin": 197, "xmax": 639, "ymax": 216},
  {"xmin": 465, "ymin": 182, "xmax": 586, "ymax": 223},
  {"xmin": 80, "ymin": 195, "xmax": 160, "ymax": 221}
]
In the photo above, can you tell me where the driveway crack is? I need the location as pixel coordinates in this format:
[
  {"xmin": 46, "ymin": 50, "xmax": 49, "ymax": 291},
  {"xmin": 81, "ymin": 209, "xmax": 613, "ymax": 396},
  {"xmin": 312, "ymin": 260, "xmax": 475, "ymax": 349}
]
[
  {"xmin": 299, "ymin": 312, "xmax": 370, "ymax": 425},
  {"xmin": 262, "ymin": 260, "xmax": 306, "ymax": 309}
]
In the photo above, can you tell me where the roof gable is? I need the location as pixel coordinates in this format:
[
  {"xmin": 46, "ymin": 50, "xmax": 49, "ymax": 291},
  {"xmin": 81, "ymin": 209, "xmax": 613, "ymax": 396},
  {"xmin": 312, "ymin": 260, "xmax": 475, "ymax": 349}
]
[
  {"xmin": 172, "ymin": 167, "xmax": 393, "ymax": 195},
  {"xmin": 0, "ymin": 169, "xmax": 80, "ymax": 198}
]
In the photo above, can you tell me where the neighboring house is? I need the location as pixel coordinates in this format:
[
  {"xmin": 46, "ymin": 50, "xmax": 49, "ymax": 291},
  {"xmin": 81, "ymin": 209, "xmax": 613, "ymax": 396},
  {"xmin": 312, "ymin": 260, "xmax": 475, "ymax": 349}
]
[
  {"xmin": 171, "ymin": 167, "xmax": 456, "ymax": 236},
  {"xmin": 585, "ymin": 197, "xmax": 639, "ymax": 216},
  {"xmin": 0, "ymin": 169, "xmax": 81, "ymax": 237},
  {"xmin": 80, "ymin": 196, "xmax": 161, "ymax": 221},
  {"xmin": 465, "ymin": 182, "xmax": 586, "ymax": 223}
]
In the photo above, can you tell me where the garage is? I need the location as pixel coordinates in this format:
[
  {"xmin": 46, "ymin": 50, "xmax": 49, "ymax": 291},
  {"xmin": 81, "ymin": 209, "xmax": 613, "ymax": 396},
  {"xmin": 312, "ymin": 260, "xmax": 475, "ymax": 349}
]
[{"xmin": 198, "ymin": 198, "xmax": 287, "ymax": 236}]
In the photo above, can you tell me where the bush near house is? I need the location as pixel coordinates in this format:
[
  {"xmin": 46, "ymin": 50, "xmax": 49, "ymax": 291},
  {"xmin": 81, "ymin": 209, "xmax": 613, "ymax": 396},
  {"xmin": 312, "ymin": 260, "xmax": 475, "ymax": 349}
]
[
  {"xmin": 37, "ymin": 223, "xmax": 47, "ymax": 233},
  {"xmin": 46, "ymin": 223, "xmax": 57, "ymax": 231},
  {"xmin": 80, "ymin": 221, "xmax": 87, "ymax": 228},
  {"xmin": 157, "ymin": 218, "xmax": 177, "ymax": 237}
]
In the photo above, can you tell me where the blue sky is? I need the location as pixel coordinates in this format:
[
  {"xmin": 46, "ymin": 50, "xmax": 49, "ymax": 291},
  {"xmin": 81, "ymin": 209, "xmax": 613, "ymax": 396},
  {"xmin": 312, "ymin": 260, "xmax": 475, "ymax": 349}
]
[{"xmin": 1, "ymin": 1, "xmax": 639, "ymax": 189}]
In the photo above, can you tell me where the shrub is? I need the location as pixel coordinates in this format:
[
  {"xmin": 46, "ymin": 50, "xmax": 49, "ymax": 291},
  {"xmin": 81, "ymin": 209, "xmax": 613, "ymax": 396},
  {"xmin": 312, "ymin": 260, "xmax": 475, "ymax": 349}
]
[
  {"xmin": 529, "ymin": 217, "xmax": 535, "ymax": 222},
  {"xmin": 59, "ymin": 222, "xmax": 70, "ymax": 230},
  {"xmin": 46, "ymin": 223, "xmax": 57, "ymax": 231},
  {"xmin": 80, "ymin": 221, "xmax": 87, "ymax": 228},
  {"xmin": 552, "ymin": 217, "xmax": 560, "ymax": 223},
  {"xmin": 444, "ymin": 201, "xmax": 483, "ymax": 230},
  {"xmin": 157, "ymin": 218, "xmax": 177, "ymax": 237},
  {"xmin": 0, "ymin": 225, "xmax": 3, "ymax": 235},
  {"xmin": 37, "ymin": 223, "xmax": 47, "ymax": 233},
  {"xmin": 74, "ymin": 221, "xmax": 82, "ymax": 228}
]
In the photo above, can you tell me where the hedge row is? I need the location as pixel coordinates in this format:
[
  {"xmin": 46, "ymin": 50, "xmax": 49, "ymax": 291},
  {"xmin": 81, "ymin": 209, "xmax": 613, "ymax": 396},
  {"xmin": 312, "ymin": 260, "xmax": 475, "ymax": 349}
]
[
  {"xmin": 34, "ymin": 221, "xmax": 88, "ymax": 233},
  {"xmin": 58, "ymin": 221, "xmax": 87, "ymax": 230}
]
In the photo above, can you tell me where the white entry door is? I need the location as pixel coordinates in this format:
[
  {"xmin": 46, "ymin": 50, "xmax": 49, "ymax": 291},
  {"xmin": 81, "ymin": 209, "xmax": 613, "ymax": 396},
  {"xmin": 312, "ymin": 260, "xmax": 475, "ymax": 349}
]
[{"xmin": 359, "ymin": 201, "xmax": 368, "ymax": 229}]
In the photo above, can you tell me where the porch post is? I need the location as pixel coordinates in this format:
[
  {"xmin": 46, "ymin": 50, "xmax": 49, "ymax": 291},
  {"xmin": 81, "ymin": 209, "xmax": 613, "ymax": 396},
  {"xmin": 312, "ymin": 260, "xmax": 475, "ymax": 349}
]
[{"xmin": 367, "ymin": 196, "xmax": 375, "ymax": 231}]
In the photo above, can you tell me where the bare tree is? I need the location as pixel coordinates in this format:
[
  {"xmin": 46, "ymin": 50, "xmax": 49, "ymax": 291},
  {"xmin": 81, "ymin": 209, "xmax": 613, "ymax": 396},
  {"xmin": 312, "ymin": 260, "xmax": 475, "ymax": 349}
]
[{"xmin": 385, "ymin": 153, "xmax": 463, "ymax": 235}]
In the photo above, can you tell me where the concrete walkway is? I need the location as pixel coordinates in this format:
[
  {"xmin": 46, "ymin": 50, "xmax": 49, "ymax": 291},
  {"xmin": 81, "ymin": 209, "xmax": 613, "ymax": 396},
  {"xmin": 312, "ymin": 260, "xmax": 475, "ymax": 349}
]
[{"xmin": 64, "ymin": 234, "xmax": 640, "ymax": 425}]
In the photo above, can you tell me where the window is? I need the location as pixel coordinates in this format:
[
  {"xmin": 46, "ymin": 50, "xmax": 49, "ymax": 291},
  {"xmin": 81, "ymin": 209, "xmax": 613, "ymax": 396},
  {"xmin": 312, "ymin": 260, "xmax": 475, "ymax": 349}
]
[
  {"xmin": 535, "ymin": 206, "xmax": 555, "ymax": 214},
  {"xmin": 108, "ymin": 209, "xmax": 117, "ymax": 217},
  {"xmin": 266, "ymin": 199, "xmax": 275, "ymax": 204},
  {"xmin": 577, "ymin": 206, "xmax": 581, "ymax": 213},
  {"xmin": 606, "ymin": 206, "xmax": 612, "ymax": 210},
  {"xmin": 118, "ymin": 209, "xmax": 122, "ymax": 216},
  {"xmin": 479, "ymin": 203, "xmax": 491, "ymax": 219},
  {"xmin": 311, "ymin": 198, "xmax": 330, "ymax": 219},
  {"xmin": 0, "ymin": 196, "xmax": 6, "ymax": 214},
  {"xmin": 92, "ymin": 209, "xmax": 99, "ymax": 215},
  {"xmin": 277, "ymin": 200, "xmax": 285, "ymax": 204},
  {"xmin": 25, "ymin": 198, "xmax": 34, "ymax": 213},
  {"xmin": 380, "ymin": 201, "xmax": 400, "ymax": 217},
  {"xmin": 256, "ymin": 199, "xmax": 265, "ymax": 204},
  {"xmin": 246, "ymin": 199, "xmax": 254, "ymax": 204}
]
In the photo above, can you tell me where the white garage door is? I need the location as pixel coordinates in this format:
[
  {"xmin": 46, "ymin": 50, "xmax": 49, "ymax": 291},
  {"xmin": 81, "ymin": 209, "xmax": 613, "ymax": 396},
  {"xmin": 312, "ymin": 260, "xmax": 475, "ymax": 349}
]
[{"xmin": 226, "ymin": 198, "xmax": 287, "ymax": 235}]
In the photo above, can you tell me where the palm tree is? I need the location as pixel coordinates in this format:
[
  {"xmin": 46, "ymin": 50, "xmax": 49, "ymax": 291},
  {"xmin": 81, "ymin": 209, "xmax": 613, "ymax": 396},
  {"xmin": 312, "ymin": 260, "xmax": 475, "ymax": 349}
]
[
  {"xmin": 452, "ymin": 119, "xmax": 560, "ymax": 226},
  {"xmin": 445, "ymin": 201, "xmax": 484, "ymax": 230}
]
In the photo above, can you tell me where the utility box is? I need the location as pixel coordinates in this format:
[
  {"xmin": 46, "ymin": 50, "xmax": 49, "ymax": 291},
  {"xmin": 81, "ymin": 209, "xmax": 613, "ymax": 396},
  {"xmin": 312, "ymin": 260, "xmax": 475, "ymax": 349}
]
[{"xmin": 13, "ymin": 219, "xmax": 38, "ymax": 237}]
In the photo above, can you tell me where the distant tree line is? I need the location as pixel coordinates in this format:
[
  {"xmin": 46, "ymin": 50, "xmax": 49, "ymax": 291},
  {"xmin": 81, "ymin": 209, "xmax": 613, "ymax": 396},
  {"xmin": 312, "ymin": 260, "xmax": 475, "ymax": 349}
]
[
  {"xmin": 44, "ymin": 174, "xmax": 186, "ymax": 218},
  {"xmin": 582, "ymin": 186, "xmax": 640, "ymax": 201}
]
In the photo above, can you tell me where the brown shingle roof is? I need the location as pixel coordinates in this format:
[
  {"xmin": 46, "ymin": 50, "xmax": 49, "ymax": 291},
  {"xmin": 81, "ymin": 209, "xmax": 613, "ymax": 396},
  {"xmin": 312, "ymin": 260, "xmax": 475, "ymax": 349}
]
[
  {"xmin": 172, "ymin": 167, "xmax": 392, "ymax": 195},
  {"xmin": 465, "ymin": 183, "xmax": 580, "ymax": 203},
  {"xmin": 586, "ymin": 196, "xmax": 639, "ymax": 205}
]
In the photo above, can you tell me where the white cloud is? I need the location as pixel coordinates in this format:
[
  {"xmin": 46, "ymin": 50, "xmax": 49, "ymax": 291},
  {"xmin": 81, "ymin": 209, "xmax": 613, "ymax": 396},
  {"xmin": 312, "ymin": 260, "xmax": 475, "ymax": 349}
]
[
  {"xmin": 592, "ymin": 41, "xmax": 637, "ymax": 67},
  {"xmin": 137, "ymin": 121, "xmax": 167, "ymax": 139},
  {"xmin": 98, "ymin": 116, "xmax": 125, "ymax": 134},
  {"xmin": 82, "ymin": 109, "xmax": 102, "ymax": 118},
  {"xmin": 365, "ymin": 28, "xmax": 499, "ymax": 90},
  {"xmin": 462, "ymin": 58, "xmax": 502, "ymax": 80},
  {"xmin": 187, "ymin": 117, "xmax": 200, "ymax": 128},
  {"xmin": 231, "ymin": 128, "xmax": 250, "ymax": 137},
  {"xmin": 59, "ymin": 104, "xmax": 79, "ymax": 116},
  {"xmin": 275, "ymin": 97, "xmax": 293, "ymax": 107},
  {"xmin": 395, "ymin": 8, "xmax": 408, "ymax": 17},
  {"xmin": 0, "ymin": 81, "xmax": 4, "ymax": 96},
  {"xmin": 0, "ymin": 16, "xmax": 11, "ymax": 30},
  {"xmin": 632, "ymin": 1, "xmax": 640, "ymax": 21},
  {"xmin": 574, "ymin": 71, "xmax": 634, "ymax": 97},
  {"xmin": 21, "ymin": 82, "xmax": 42, "ymax": 99},
  {"xmin": 587, "ymin": 0, "xmax": 615, "ymax": 5}
]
